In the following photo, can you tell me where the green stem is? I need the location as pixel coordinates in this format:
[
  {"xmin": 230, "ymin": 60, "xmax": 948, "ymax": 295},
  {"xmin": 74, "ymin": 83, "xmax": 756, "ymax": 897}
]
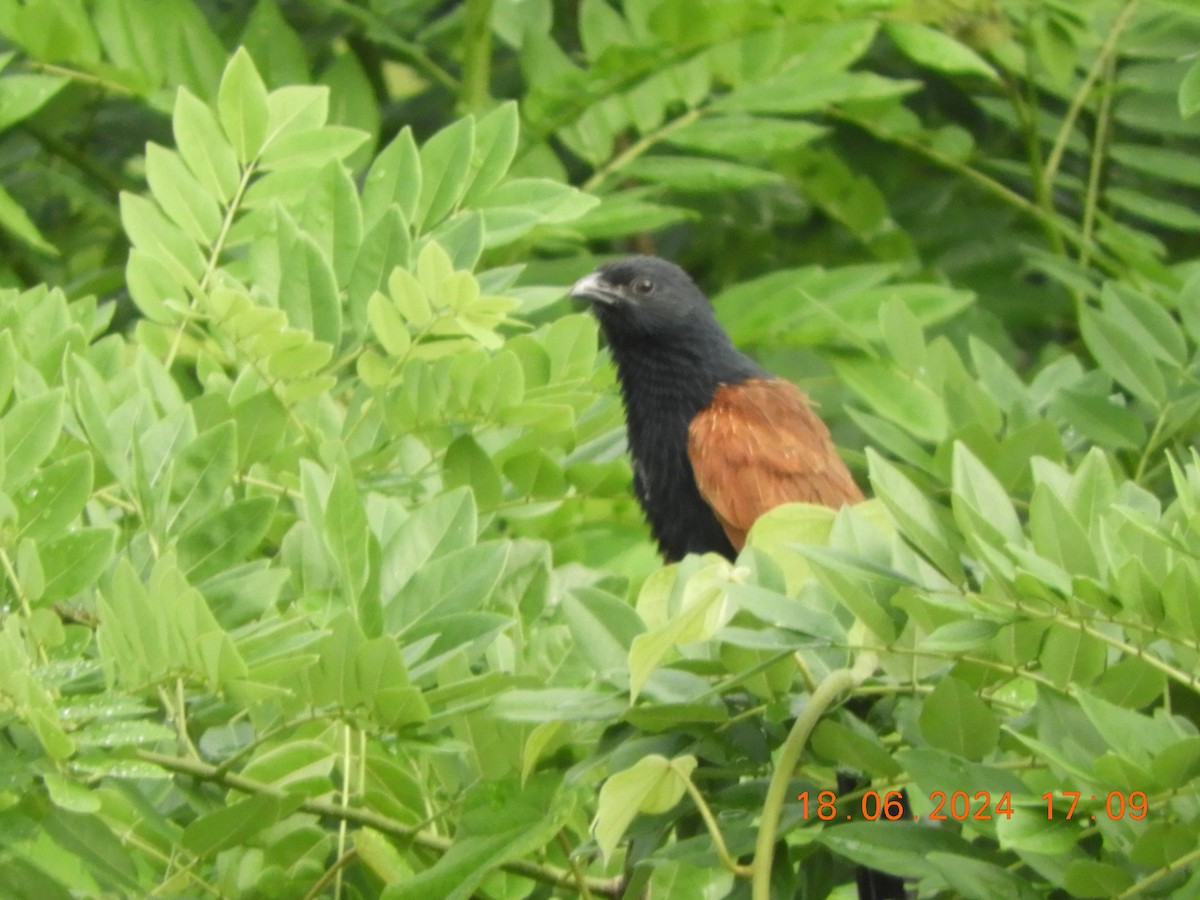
[
  {"xmin": 750, "ymin": 656, "xmax": 874, "ymax": 900},
  {"xmin": 460, "ymin": 0, "xmax": 493, "ymax": 111},
  {"xmin": 320, "ymin": 0, "xmax": 458, "ymax": 93},
  {"xmin": 1078, "ymin": 53, "xmax": 1117, "ymax": 277},
  {"xmin": 136, "ymin": 750, "xmax": 624, "ymax": 898},
  {"xmin": 164, "ymin": 158, "xmax": 257, "ymax": 370},
  {"xmin": 1117, "ymin": 844, "xmax": 1200, "ymax": 897},
  {"xmin": 829, "ymin": 109, "xmax": 1078, "ymax": 247},
  {"xmin": 0, "ymin": 547, "xmax": 33, "ymax": 621},
  {"xmin": 1040, "ymin": 0, "xmax": 1141, "ymax": 201},
  {"xmin": 682, "ymin": 776, "xmax": 752, "ymax": 877},
  {"xmin": 335, "ymin": 723, "xmax": 353, "ymax": 900},
  {"xmin": 27, "ymin": 60, "xmax": 136, "ymax": 95},
  {"xmin": 583, "ymin": 108, "xmax": 703, "ymax": 192}
]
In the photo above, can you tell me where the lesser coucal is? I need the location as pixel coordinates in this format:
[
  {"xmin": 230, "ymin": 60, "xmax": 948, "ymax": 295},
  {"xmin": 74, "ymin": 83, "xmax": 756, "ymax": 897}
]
[
  {"xmin": 571, "ymin": 255, "xmax": 861, "ymax": 561},
  {"xmin": 571, "ymin": 255, "xmax": 906, "ymax": 900}
]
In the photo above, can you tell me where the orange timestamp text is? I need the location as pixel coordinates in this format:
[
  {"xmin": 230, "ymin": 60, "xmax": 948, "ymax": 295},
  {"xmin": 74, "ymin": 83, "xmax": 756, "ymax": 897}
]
[{"xmin": 797, "ymin": 790, "xmax": 1150, "ymax": 822}]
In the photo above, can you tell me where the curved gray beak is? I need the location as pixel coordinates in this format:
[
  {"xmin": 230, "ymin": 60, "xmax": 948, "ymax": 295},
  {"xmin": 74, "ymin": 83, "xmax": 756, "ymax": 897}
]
[{"xmin": 570, "ymin": 272, "xmax": 620, "ymax": 305}]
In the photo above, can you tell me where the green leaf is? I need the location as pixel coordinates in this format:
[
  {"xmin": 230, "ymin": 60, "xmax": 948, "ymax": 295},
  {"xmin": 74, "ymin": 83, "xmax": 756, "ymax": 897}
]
[
  {"xmin": 594, "ymin": 755, "xmax": 696, "ymax": 861},
  {"xmin": 561, "ymin": 587, "xmax": 645, "ymax": 677},
  {"xmin": 1107, "ymin": 186, "xmax": 1200, "ymax": 232},
  {"xmin": 1049, "ymin": 389, "xmax": 1146, "ymax": 451},
  {"xmin": 264, "ymin": 83, "xmax": 329, "ymax": 145},
  {"xmin": 1028, "ymin": 484, "xmax": 1097, "ymax": 579},
  {"xmin": 502, "ymin": 449, "xmax": 565, "ymax": 499},
  {"xmin": 885, "ymin": 21, "xmax": 999, "ymax": 81},
  {"xmin": 802, "ymin": 545, "xmax": 899, "ymax": 642},
  {"xmin": 167, "ymin": 421, "xmax": 237, "ymax": 530},
  {"xmin": 716, "ymin": 70, "xmax": 919, "ymax": 115},
  {"xmin": 240, "ymin": 0, "xmax": 309, "ymax": 87},
  {"xmin": 868, "ymin": 450, "xmax": 964, "ymax": 580},
  {"xmin": 41, "ymin": 809, "xmax": 139, "ymax": 891},
  {"xmin": 144, "ymin": 143, "xmax": 222, "ymax": 245},
  {"xmin": 0, "ymin": 182, "xmax": 56, "ymax": 255},
  {"xmin": 463, "ymin": 101, "xmax": 519, "ymax": 204},
  {"xmin": 1063, "ymin": 861, "xmax": 1134, "ymax": 898},
  {"xmin": 1080, "ymin": 303, "xmax": 1166, "ymax": 406},
  {"xmin": 383, "ymin": 779, "xmax": 571, "ymax": 900},
  {"xmin": 298, "ymin": 160, "xmax": 364, "ymax": 284},
  {"xmin": 358, "ymin": 637, "xmax": 429, "ymax": 727},
  {"xmin": 628, "ymin": 155, "xmax": 782, "ymax": 190},
  {"xmin": 491, "ymin": 688, "xmax": 626, "ymax": 723},
  {"xmin": 176, "ymin": 496, "xmax": 277, "ymax": 582},
  {"xmin": 182, "ymin": 793, "xmax": 290, "ymax": 856},
  {"xmin": 1102, "ymin": 284, "xmax": 1187, "ymax": 365},
  {"xmin": 918, "ymin": 676, "xmax": 1000, "ymax": 760},
  {"xmin": 811, "ymin": 719, "xmax": 902, "ymax": 777},
  {"xmin": 2, "ymin": 389, "xmax": 64, "ymax": 488},
  {"xmin": 387, "ymin": 542, "xmax": 508, "ymax": 635},
  {"xmin": 379, "ymin": 488, "xmax": 476, "ymax": 601},
  {"xmin": 42, "ymin": 772, "xmax": 101, "ymax": 814},
  {"xmin": 1110, "ymin": 143, "xmax": 1200, "ymax": 188},
  {"xmin": 120, "ymin": 192, "xmax": 206, "ymax": 285},
  {"xmin": 415, "ymin": 116, "xmax": 474, "ymax": 231},
  {"xmin": 1179, "ymin": 56, "xmax": 1200, "ymax": 117},
  {"xmin": 278, "ymin": 229, "xmax": 341, "ymax": 346},
  {"xmin": 1039, "ymin": 625, "xmax": 1106, "ymax": 688},
  {"xmin": 0, "ymin": 73, "xmax": 68, "ymax": 131},
  {"xmin": 362, "ymin": 127, "xmax": 421, "ymax": 228},
  {"xmin": 0, "ymin": 329, "xmax": 14, "ymax": 409},
  {"xmin": 951, "ymin": 441, "xmax": 1025, "ymax": 549},
  {"xmin": 629, "ymin": 558, "xmax": 738, "ymax": 700},
  {"xmin": 125, "ymin": 248, "xmax": 185, "ymax": 322},
  {"xmin": 258, "ymin": 125, "xmax": 367, "ymax": 170},
  {"xmin": 239, "ymin": 740, "xmax": 335, "ymax": 794},
  {"xmin": 834, "ymin": 356, "xmax": 947, "ymax": 443},
  {"xmin": 666, "ymin": 115, "xmax": 827, "ymax": 158},
  {"xmin": 232, "ymin": 390, "xmax": 287, "ymax": 466},
  {"xmin": 926, "ymin": 853, "xmax": 1039, "ymax": 900},
  {"xmin": 348, "ymin": 207, "xmax": 411, "ymax": 325},
  {"xmin": 367, "ymin": 290, "xmax": 411, "ymax": 357},
  {"xmin": 443, "ymin": 435, "xmax": 503, "ymax": 510},
  {"xmin": 13, "ymin": 452, "xmax": 93, "ymax": 542},
  {"xmin": 217, "ymin": 47, "xmax": 270, "ymax": 163},
  {"xmin": 323, "ymin": 467, "xmax": 372, "ymax": 610},
  {"xmin": 38, "ymin": 528, "xmax": 115, "ymax": 604}
]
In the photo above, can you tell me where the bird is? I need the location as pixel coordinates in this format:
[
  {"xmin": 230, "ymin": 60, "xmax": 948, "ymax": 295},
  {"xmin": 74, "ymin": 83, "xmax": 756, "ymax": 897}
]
[
  {"xmin": 570, "ymin": 254, "xmax": 863, "ymax": 563},
  {"xmin": 571, "ymin": 254, "xmax": 906, "ymax": 900}
]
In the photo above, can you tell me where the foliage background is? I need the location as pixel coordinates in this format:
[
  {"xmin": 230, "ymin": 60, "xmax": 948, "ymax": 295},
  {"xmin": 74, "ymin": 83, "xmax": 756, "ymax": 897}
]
[{"xmin": 2, "ymin": 0, "xmax": 1200, "ymax": 897}]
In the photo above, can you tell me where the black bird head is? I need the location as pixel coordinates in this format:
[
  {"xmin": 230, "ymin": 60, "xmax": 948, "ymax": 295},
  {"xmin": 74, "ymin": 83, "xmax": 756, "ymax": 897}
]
[
  {"xmin": 570, "ymin": 254, "xmax": 764, "ymax": 396},
  {"xmin": 569, "ymin": 256, "xmax": 726, "ymax": 346}
]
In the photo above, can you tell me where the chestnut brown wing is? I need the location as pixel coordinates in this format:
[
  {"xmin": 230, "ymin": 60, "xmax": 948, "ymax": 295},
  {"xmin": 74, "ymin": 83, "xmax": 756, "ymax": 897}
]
[{"xmin": 687, "ymin": 378, "xmax": 863, "ymax": 551}]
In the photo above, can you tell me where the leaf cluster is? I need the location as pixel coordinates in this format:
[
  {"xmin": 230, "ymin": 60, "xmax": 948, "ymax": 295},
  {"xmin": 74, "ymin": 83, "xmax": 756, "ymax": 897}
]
[{"xmin": 1, "ymin": 2, "xmax": 1200, "ymax": 899}]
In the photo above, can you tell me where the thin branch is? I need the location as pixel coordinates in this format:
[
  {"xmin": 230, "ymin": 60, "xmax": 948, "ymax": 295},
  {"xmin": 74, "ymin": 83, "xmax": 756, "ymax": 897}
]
[
  {"xmin": 583, "ymin": 108, "xmax": 703, "ymax": 193},
  {"xmin": 681, "ymin": 776, "xmax": 753, "ymax": 878},
  {"xmin": 750, "ymin": 654, "xmax": 875, "ymax": 900},
  {"xmin": 136, "ymin": 750, "xmax": 624, "ymax": 898},
  {"xmin": 163, "ymin": 158, "xmax": 257, "ymax": 370},
  {"xmin": 459, "ymin": 0, "xmax": 494, "ymax": 111},
  {"xmin": 1117, "ymin": 844, "xmax": 1200, "ymax": 897},
  {"xmin": 27, "ymin": 60, "xmax": 137, "ymax": 96},
  {"xmin": 318, "ymin": 0, "xmax": 458, "ymax": 93},
  {"xmin": 1078, "ymin": 53, "xmax": 1118, "ymax": 276},
  {"xmin": 1040, "ymin": 0, "xmax": 1142, "ymax": 199}
]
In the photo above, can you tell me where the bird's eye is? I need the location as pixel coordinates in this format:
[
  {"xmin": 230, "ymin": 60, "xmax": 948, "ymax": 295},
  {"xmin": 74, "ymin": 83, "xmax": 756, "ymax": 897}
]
[{"xmin": 631, "ymin": 277, "xmax": 654, "ymax": 295}]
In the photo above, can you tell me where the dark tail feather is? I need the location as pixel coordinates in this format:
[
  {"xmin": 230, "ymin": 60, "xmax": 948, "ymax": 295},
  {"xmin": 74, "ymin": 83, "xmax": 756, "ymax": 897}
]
[{"xmin": 837, "ymin": 772, "xmax": 909, "ymax": 900}]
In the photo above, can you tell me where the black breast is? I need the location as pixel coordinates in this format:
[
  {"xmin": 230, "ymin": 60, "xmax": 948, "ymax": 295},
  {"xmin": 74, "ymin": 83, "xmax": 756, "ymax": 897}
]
[
  {"xmin": 610, "ymin": 340, "xmax": 755, "ymax": 562},
  {"xmin": 627, "ymin": 402, "xmax": 736, "ymax": 561}
]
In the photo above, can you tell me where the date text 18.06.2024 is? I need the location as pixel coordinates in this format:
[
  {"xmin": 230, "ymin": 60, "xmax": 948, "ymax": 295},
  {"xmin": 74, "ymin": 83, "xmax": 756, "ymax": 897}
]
[{"xmin": 798, "ymin": 790, "xmax": 1149, "ymax": 821}]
